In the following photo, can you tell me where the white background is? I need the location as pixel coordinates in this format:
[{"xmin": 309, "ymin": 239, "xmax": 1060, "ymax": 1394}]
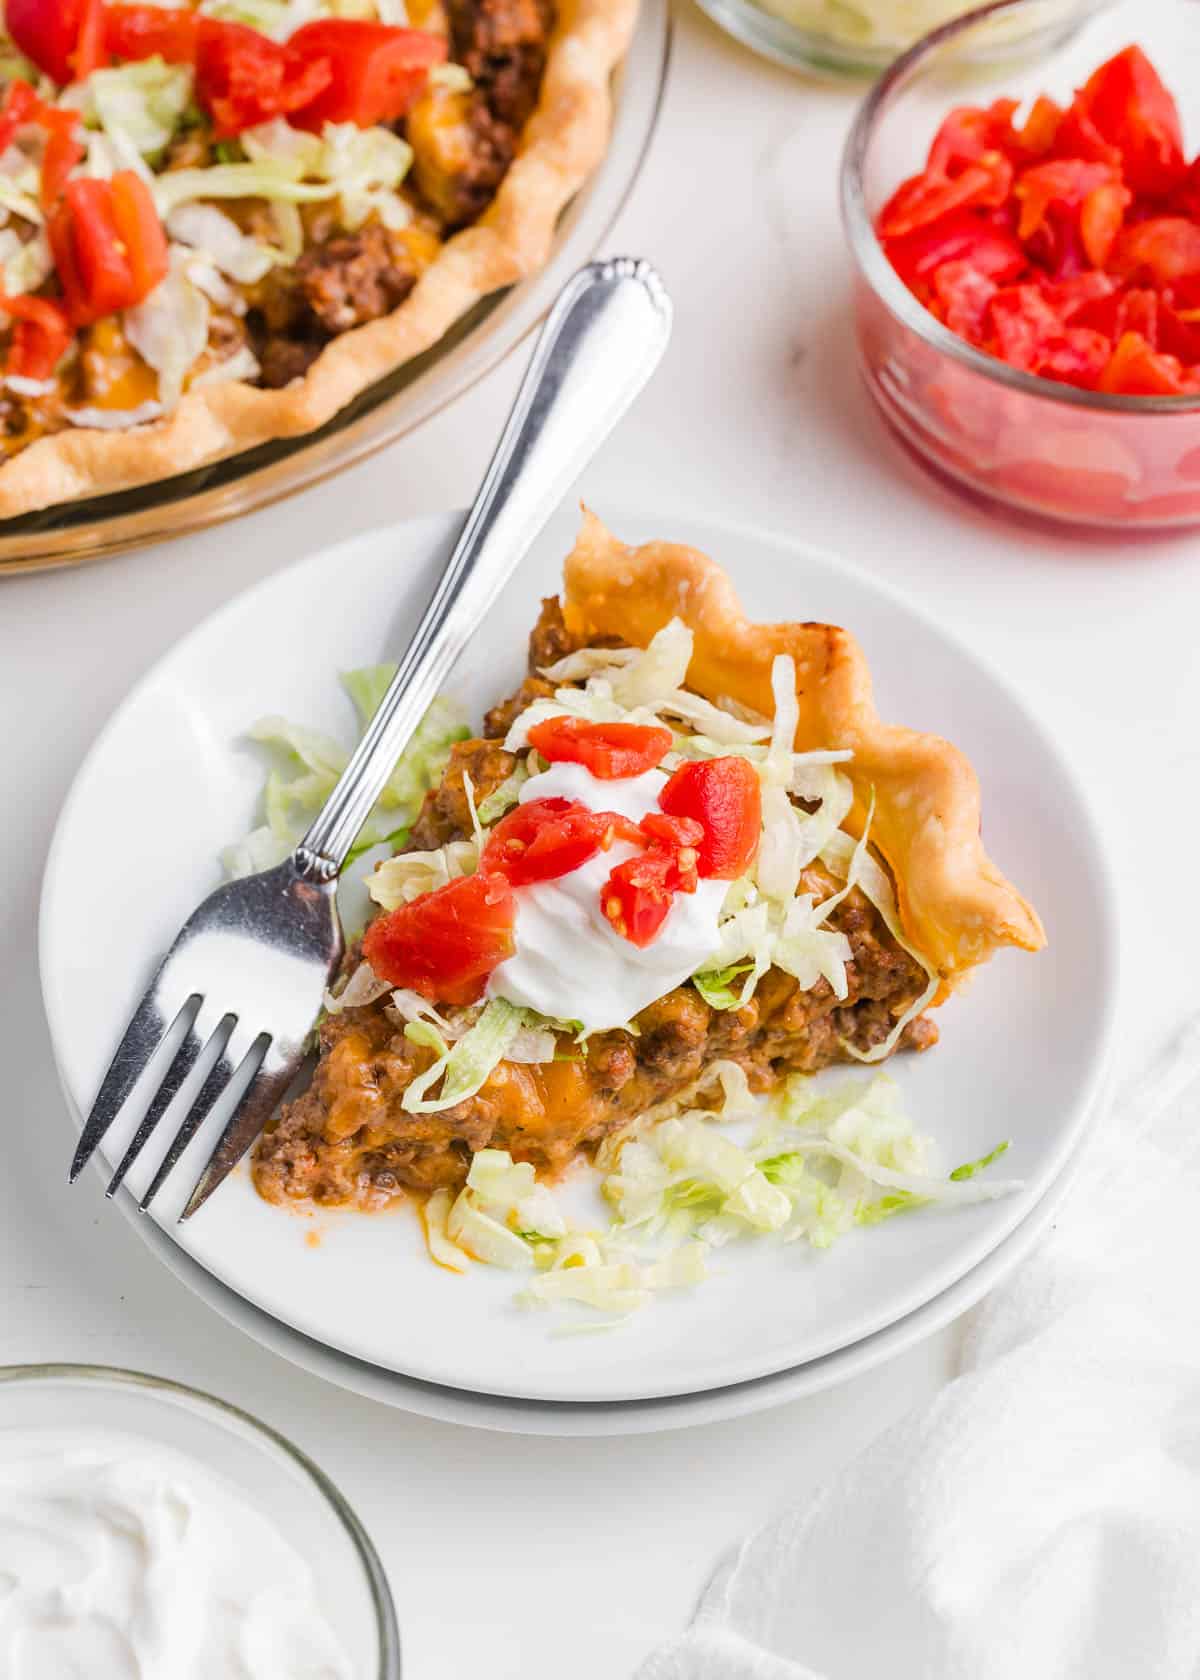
[{"xmin": 4, "ymin": 7, "xmax": 1199, "ymax": 1675}]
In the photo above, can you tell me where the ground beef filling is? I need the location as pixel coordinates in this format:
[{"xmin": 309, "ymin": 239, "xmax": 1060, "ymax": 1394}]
[
  {"xmin": 249, "ymin": 0, "xmax": 557, "ymax": 383},
  {"xmin": 252, "ymin": 601, "xmax": 939, "ymax": 1212}
]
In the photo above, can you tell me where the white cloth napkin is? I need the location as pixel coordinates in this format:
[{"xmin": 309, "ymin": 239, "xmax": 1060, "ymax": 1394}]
[{"xmin": 639, "ymin": 1023, "xmax": 1200, "ymax": 1680}]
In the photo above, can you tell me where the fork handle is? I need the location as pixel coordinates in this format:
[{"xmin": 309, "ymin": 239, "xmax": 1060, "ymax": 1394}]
[{"xmin": 296, "ymin": 256, "xmax": 673, "ymax": 879}]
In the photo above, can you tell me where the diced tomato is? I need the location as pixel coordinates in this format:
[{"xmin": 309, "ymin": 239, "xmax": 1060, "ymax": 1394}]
[
  {"xmin": 1049, "ymin": 103, "xmax": 1123, "ymax": 173},
  {"xmin": 932, "ymin": 261, "xmax": 998, "ymax": 342},
  {"xmin": 927, "ymin": 100, "xmax": 1019, "ymax": 172},
  {"xmin": 878, "ymin": 153, "xmax": 1013, "ymax": 241},
  {"xmin": 1110, "ymin": 217, "xmax": 1200, "ymax": 288},
  {"xmin": 72, "ymin": 0, "xmax": 109, "ymax": 78},
  {"xmin": 601, "ymin": 851, "xmax": 676, "ymax": 948},
  {"xmin": 4, "ymin": 0, "xmax": 90, "ymax": 85},
  {"xmin": 362, "ymin": 870, "xmax": 517, "ymax": 1006},
  {"xmin": 1031, "ymin": 327, "xmax": 1112, "ymax": 388},
  {"xmin": 0, "ymin": 81, "xmax": 38, "ymax": 156},
  {"xmin": 639, "ymin": 811, "xmax": 704, "ymax": 851},
  {"xmin": 987, "ymin": 284, "xmax": 1066, "ymax": 372},
  {"xmin": 48, "ymin": 171, "xmax": 167, "ymax": 326},
  {"xmin": 658, "ymin": 757, "xmax": 761, "ymax": 880},
  {"xmin": 0, "ymin": 291, "xmax": 72, "ymax": 380},
  {"xmin": 1074, "ymin": 44, "xmax": 1185, "ymax": 197},
  {"xmin": 1014, "ymin": 96, "xmax": 1064, "ymax": 159},
  {"xmin": 194, "ymin": 18, "xmax": 334, "ymax": 138},
  {"xmin": 1013, "ymin": 160, "xmax": 1121, "ymax": 244},
  {"xmin": 884, "ymin": 213, "xmax": 1026, "ymax": 289},
  {"xmin": 481, "ymin": 796, "xmax": 641, "ymax": 888},
  {"xmin": 1037, "ymin": 270, "xmax": 1116, "ymax": 321},
  {"xmin": 1078, "ymin": 182, "xmax": 1131, "ymax": 269},
  {"xmin": 1117, "ymin": 287, "xmax": 1159, "ymax": 344},
  {"xmin": 0, "ymin": 81, "xmax": 84, "ymax": 211},
  {"xmin": 109, "ymin": 170, "xmax": 168, "ymax": 296},
  {"xmin": 103, "ymin": 3, "xmax": 200, "ymax": 64},
  {"xmin": 285, "ymin": 20, "xmax": 447, "ymax": 131},
  {"xmin": 637, "ymin": 811, "xmax": 703, "ymax": 894},
  {"xmin": 1156, "ymin": 298, "xmax": 1200, "ymax": 364},
  {"xmin": 40, "ymin": 117, "xmax": 85, "ymax": 212},
  {"xmin": 880, "ymin": 45, "xmax": 1200, "ymax": 399},
  {"xmin": 1098, "ymin": 330, "xmax": 1198, "ymax": 396},
  {"xmin": 526, "ymin": 716, "xmax": 674, "ymax": 779}
]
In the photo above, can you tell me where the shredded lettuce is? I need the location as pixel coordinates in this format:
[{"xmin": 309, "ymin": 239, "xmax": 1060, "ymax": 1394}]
[
  {"xmin": 222, "ymin": 671, "xmax": 466, "ymax": 879},
  {"xmin": 0, "ymin": 228, "xmax": 51, "ymax": 295},
  {"xmin": 241, "ymin": 118, "xmax": 327, "ymax": 177},
  {"xmin": 239, "ymin": 117, "xmax": 413, "ymax": 230},
  {"xmin": 0, "ymin": 178, "xmax": 43, "ymax": 226},
  {"xmin": 319, "ymin": 122, "xmax": 413, "ymax": 230},
  {"xmin": 367, "ymin": 838, "xmax": 478, "ymax": 910},
  {"xmin": 692, "ymin": 963, "xmax": 754, "ymax": 1010},
  {"xmin": 402, "ymin": 998, "xmax": 526, "ymax": 1114},
  {"xmin": 166, "ymin": 203, "xmax": 280, "ymax": 282},
  {"xmin": 152, "ymin": 161, "xmax": 339, "ymax": 218},
  {"xmin": 123, "ymin": 246, "xmax": 210, "ymax": 410},
  {"xmin": 475, "ymin": 760, "xmax": 530, "ymax": 825},
  {"xmin": 190, "ymin": 344, "xmax": 263, "ymax": 388},
  {"xmin": 322, "ymin": 960, "xmax": 394, "ymax": 1015},
  {"xmin": 412, "ymin": 1071, "xmax": 1015, "ymax": 1327},
  {"xmin": 421, "ymin": 1187, "xmax": 471, "ymax": 1271},
  {"xmin": 818, "ymin": 826, "xmax": 940, "ymax": 1062},
  {"xmin": 84, "ymin": 58, "xmax": 195, "ymax": 160}
]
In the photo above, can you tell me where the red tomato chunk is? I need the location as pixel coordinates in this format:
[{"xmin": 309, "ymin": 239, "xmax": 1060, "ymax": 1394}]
[
  {"xmin": 482, "ymin": 797, "xmax": 642, "ymax": 888},
  {"xmin": 876, "ymin": 45, "xmax": 1200, "ymax": 396},
  {"xmin": 527, "ymin": 716, "xmax": 674, "ymax": 779},
  {"xmin": 658, "ymin": 758, "xmax": 762, "ymax": 881},
  {"xmin": 363, "ymin": 871, "xmax": 517, "ymax": 1007}
]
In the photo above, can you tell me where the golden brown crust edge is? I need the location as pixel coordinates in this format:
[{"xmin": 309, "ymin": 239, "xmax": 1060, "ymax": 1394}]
[
  {"xmin": 561, "ymin": 511, "xmax": 1046, "ymax": 984},
  {"xmin": 0, "ymin": 0, "xmax": 638, "ymax": 520}
]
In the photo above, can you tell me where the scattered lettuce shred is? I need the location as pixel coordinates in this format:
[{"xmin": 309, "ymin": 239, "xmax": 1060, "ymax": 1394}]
[
  {"xmin": 419, "ymin": 1070, "xmax": 1020, "ymax": 1328},
  {"xmin": 221, "ymin": 668, "xmax": 467, "ymax": 879}
]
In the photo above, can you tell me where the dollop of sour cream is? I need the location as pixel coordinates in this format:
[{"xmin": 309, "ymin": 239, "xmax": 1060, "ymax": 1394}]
[
  {"xmin": 0, "ymin": 1431, "xmax": 353, "ymax": 1680},
  {"xmin": 487, "ymin": 761, "xmax": 727, "ymax": 1032}
]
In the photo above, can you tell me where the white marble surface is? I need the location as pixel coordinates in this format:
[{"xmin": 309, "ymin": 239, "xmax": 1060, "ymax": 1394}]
[{"xmin": 3, "ymin": 6, "xmax": 1199, "ymax": 1675}]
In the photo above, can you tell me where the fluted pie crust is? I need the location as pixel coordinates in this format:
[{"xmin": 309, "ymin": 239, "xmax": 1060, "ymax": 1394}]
[
  {"xmin": 0, "ymin": 0, "xmax": 638, "ymax": 520},
  {"xmin": 562, "ymin": 512, "xmax": 1046, "ymax": 986}
]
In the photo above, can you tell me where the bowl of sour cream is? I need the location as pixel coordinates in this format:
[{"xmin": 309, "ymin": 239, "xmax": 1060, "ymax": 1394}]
[{"xmin": 0, "ymin": 1364, "xmax": 399, "ymax": 1679}]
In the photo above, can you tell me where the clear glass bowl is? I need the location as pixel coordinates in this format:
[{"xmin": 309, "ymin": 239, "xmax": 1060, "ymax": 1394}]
[
  {"xmin": 0, "ymin": 1364, "xmax": 400, "ymax": 1676},
  {"xmin": 694, "ymin": 0, "xmax": 1094, "ymax": 82},
  {"xmin": 842, "ymin": 0, "xmax": 1200, "ymax": 529}
]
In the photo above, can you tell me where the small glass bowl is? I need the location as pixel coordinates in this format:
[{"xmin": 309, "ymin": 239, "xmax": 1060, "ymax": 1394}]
[
  {"xmin": 695, "ymin": 0, "xmax": 1094, "ymax": 82},
  {"xmin": 0, "ymin": 1364, "xmax": 400, "ymax": 1677},
  {"xmin": 841, "ymin": 0, "xmax": 1200, "ymax": 529}
]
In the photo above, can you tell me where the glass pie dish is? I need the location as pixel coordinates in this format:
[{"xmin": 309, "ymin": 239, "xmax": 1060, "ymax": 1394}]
[
  {"xmin": 842, "ymin": 0, "xmax": 1200, "ymax": 530},
  {"xmin": 0, "ymin": 0, "xmax": 669, "ymax": 578},
  {"xmin": 0, "ymin": 1363, "xmax": 400, "ymax": 1676}
]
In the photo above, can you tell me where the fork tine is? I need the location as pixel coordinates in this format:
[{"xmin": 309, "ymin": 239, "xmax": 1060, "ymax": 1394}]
[
  {"xmin": 105, "ymin": 1010, "xmax": 234, "ymax": 1200},
  {"xmin": 69, "ymin": 987, "xmax": 196, "ymax": 1184},
  {"xmin": 180, "ymin": 1043, "xmax": 295, "ymax": 1222},
  {"xmin": 138, "ymin": 1023, "xmax": 244, "ymax": 1214}
]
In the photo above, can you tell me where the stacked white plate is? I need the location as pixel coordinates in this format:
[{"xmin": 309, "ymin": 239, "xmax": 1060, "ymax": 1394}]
[{"xmin": 40, "ymin": 511, "xmax": 1117, "ymax": 1435}]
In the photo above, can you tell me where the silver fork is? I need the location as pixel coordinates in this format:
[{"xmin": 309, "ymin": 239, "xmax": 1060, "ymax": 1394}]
[{"xmin": 69, "ymin": 256, "xmax": 673, "ymax": 1221}]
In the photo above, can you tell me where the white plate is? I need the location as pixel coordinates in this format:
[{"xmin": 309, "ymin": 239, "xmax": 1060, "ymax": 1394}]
[
  {"xmin": 85, "ymin": 1088, "xmax": 1097, "ymax": 1435},
  {"xmin": 40, "ymin": 509, "xmax": 1118, "ymax": 1403}
]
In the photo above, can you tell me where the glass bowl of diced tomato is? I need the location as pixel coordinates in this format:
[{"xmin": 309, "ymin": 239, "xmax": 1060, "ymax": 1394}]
[{"xmin": 841, "ymin": 0, "xmax": 1200, "ymax": 529}]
